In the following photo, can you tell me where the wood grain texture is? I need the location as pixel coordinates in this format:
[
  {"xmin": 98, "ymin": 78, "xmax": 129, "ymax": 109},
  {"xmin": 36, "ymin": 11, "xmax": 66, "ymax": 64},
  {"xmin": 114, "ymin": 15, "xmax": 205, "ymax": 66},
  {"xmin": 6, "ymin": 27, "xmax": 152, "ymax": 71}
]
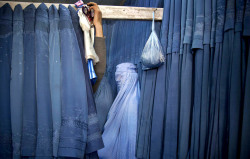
[{"xmin": 0, "ymin": 1, "xmax": 163, "ymax": 20}]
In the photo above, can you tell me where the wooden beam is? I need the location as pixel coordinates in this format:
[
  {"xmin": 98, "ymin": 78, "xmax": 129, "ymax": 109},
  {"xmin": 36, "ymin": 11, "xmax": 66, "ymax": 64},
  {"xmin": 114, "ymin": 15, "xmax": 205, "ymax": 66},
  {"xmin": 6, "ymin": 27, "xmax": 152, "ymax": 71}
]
[{"xmin": 0, "ymin": 1, "xmax": 163, "ymax": 20}]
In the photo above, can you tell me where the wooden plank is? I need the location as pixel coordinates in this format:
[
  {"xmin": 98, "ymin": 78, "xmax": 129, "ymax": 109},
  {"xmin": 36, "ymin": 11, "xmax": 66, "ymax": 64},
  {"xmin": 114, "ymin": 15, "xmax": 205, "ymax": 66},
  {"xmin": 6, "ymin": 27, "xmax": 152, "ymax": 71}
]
[
  {"xmin": 100, "ymin": 5, "xmax": 163, "ymax": 20},
  {"xmin": 0, "ymin": 1, "xmax": 163, "ymax": 20}
]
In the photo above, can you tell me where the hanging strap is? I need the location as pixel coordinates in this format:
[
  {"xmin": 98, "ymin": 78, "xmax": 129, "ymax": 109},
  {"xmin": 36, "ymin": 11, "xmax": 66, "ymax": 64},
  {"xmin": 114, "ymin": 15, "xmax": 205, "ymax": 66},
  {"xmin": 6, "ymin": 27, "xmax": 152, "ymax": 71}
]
[{"xmin": 152, "ymin": 11, "xmax": 155, "ymax": 31}]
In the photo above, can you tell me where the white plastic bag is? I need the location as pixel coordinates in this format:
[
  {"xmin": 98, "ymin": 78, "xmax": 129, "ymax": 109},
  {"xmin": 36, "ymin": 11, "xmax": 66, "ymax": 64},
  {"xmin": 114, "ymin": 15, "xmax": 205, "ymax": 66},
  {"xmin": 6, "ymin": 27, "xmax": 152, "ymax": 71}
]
[{"xmin": 141, "ymin": 12, "xmax": 165, "ymax": 70}]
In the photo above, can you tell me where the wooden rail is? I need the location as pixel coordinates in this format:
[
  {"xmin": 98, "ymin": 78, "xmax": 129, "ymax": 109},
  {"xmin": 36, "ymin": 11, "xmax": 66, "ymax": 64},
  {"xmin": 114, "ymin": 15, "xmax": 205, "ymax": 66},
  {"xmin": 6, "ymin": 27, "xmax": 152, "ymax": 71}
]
[{"xmin": 0, "ymin": 1, "xmax": 163, "ymax": 20}]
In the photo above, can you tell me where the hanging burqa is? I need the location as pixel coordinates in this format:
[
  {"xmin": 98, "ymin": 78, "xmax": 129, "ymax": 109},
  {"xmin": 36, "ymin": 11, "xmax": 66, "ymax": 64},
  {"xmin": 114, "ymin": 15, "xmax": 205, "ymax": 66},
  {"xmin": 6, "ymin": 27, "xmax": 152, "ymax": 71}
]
[
  {"xmin": 0, "ymin": 3, "xmax": 13, "ymax": 158},
  {"xmin": 35, "ymin": 4, "xmax": 53, "ymax": 158},
  {"xmin": 10, "ymin": 4, "xmax": 24, "ymax": 159},
  {"xmin": 21, "ymin": 4, "xmax": 37, "ymax": 157},
  {"xmin": 48, "ymin": 4, "xmax": 61, "ymax": 157},
  {"xmin": 57, "ymin": 5, "xmax": 89, "ymax": 158}
]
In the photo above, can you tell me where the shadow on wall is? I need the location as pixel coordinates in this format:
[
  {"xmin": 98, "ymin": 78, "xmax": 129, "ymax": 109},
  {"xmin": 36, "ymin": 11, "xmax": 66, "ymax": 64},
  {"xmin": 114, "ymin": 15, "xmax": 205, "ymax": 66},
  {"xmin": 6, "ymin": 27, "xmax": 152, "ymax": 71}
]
[{"xmin": 1, "ymin": 0, "xmax": 126, "ymax": 5}]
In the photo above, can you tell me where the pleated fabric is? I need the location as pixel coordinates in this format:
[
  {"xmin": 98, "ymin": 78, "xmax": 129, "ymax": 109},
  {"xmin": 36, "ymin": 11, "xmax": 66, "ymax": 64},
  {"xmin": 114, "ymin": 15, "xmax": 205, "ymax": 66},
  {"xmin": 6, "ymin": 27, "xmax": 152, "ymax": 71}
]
[
  {"xmin": 68, "ymin": 6, "xmax": 104, "ymax": 157},
  {"xmin": 189, "ymin": 0, "xmax": 210, "ymax": 157},
  {"xmin": 166, "ymin": 0, "xmax": 174, "ymax": 54},
  {"xmin": 178, "ymin": 0, "xmax": 194, "ymax": 157},
  {"xmin": 217, "ymin": 8, "xmax": 234, "ymax": 159},
  {"xmin": 134, "ymin": 1, "xmax": 163, "ymax": 158},
  {"xmin": 228, "ymin": 2, "xmax": 246, "ymax": 156},
  {"xmin": 98, "ymin": 63, "xmax": 140, "ymax": 159},
  {"xmin": 57, "ymin": 5, "xmax": 88, "ymax": 158},
  {"xmin": 160, "ymin": 0, "xmax": 182, "ymax": 159},
  {"xmin": 71, "ymin": 0, "xmax": 250, "ymax": 158},
  {"xmin": 163, "ymin": 54, "xmax": 181, "ymax": 159},
  {"xmin": 0, "ymin": 0, "xmax": 249, "ymax": 158},
  {"xmin": 243, "ymin": 0, "xmax": 250, "ymax": 36},
  {"xmin": 94, "ymin": 74, "xmax": 114, "ymax": 132},
  {"xmin": 199, "ymin": 45, "xmax": 211, "ymax": 159},
  {"xmin": 101, "ymin": 0, "xmax": 162, "ymax": 99},
  {"xmin": 190, "ymin": 46, "xmax": 211, "ymax": 159},
  {"xmin": 178, "ymin": 44, "xmax": 193, "ymax": 159},
  {"xmin": 216, "ymin": 1, "xmax": 230, "ymax": 158},
  {"xmin": 190, "ymin": 48, "xmax": 204, "ymax": 159},
  {"xmin": 228, "ymin": 31, "xmax": 243, "ymax": 159},
  {"xmin": 207, "ymin": 43, "xmax": 222, "ymax": 159},
  {"xmin": 179, "ymin": 0, "xmax": 187, "ymax": 54},
  {"xmin": 240, "ymin": 38, "xmax": 250, "ymax": 159},
  {"xmin": 198, "ymin": 0, "xmax": 212, "ymax": 155},
  {"xmin": 35, "ymin": 4, "xmax": 53, "ymax": 158},
  {"xmin": 149, "ymin": 65, "xmax": 167, "ymax": 158},
  {"xmin": 216, "ymin": 0, "xmax": 237, "ymax": 157},
  {"xmin": 105, "ymin": 19, "xmax": 153, "ymax": 97},
  {"xmin": 48, "ymin": 5, "xmax": 61, "ymax": 157},
  {"xmin": 240, "ymin": 1, "xmax": 250, "ymax": 158},
  {"xmin": 149, "ymin": 65, "xmax": 167, "ymax": 159},
  {"xmin": 136, "ymin": 0, "xmax": 250, "ymax": 158},
  {"xmin": 101, "ymin": 2, "xmax": 161, "ymax": 158},
  {"xmin": 0, "ymin": 3, "xmax": 13, "ymax": 158},
  {"xmin": 190, "ymin": 0, "xmax": 206, "ymax": 154},
  {"xmin": 10, "ymin": 4, "xmax": 24, "ymax": 159},
  {"xmin": 136, "ymin": 69, "xmax": 157, "ymax": 159},
  {"xmin": 206, "ymin": 0, "xmax": 217, "ymax": 157},
  {"xmin": 207, "ymin": 0, "xmax": 227, "ymax": 158},
  {"xmin": 191, "ymin": 5, "xmax": 205, "ymax": 156},
  {"xmin": 21, "ymin": 4, "xmax": 37, "ymax": 157}
]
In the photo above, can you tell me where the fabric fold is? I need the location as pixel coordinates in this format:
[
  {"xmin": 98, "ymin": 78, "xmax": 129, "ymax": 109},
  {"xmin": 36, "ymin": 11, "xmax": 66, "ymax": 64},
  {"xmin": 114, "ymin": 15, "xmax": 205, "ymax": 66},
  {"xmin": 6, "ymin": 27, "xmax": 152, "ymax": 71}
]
[
  {"xmin": 58, "ymin": 4, "xmax": 88, "ymax": 158},
  {"xmin": 35, "ymin": 3, "xmax": 53, "ymax": 158},
  {"xmin": 68, "ymin": 6, "xmax": 104, "ymax": 156},
  {"xmin": 11, "ymin": 4, "xmax": 24, "ymax": 159},
  {"xmin": 21, "ymin": 4, "xmax": 37, "ymax": 157},
  {"xmin": 48, "ymin": 4, "xmax": 61, "ymax": 157},
  {"xmin": 0, "ymin": 3, "xmax": 13, "ymax": 158}
]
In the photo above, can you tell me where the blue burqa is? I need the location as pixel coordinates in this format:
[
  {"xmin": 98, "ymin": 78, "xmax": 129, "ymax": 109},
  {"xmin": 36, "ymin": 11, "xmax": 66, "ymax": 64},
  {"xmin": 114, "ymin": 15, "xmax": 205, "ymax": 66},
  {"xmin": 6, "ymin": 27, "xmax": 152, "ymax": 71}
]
[
  {"xmin": 11, "ymin": 4, "xmax": 24, "ymax": 159},
  {"xmin": 0, "ymin": 3, "xmax": 13, "ymax": 158},
  {"xmin": 98, "ymin": 63, "xmax": 140, "ymax": 159}
]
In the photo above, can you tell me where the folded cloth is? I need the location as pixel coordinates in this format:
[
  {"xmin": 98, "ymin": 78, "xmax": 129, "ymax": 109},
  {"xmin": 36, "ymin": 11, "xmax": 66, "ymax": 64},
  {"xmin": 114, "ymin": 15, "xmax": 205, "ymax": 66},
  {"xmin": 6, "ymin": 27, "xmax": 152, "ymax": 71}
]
[{"xmin": 78, "ymin": 9, "xmax": 99, "ymax": 65}]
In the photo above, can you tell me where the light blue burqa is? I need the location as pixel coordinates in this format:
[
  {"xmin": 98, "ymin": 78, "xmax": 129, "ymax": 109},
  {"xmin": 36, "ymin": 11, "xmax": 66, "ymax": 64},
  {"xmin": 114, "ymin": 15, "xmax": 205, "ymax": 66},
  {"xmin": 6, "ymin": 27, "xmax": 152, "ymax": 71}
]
[{"xmin": 98, "ymin": 63, "xmax": 140, "ymax": 159}]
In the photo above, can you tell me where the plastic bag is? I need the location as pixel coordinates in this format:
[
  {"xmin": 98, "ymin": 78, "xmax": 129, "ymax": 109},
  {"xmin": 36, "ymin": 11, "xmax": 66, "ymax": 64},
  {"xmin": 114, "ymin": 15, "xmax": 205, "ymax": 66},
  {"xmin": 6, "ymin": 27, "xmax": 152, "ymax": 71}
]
[{"xmin": 141, "ymin": 12, "xmax": 165, "ymax": 70}]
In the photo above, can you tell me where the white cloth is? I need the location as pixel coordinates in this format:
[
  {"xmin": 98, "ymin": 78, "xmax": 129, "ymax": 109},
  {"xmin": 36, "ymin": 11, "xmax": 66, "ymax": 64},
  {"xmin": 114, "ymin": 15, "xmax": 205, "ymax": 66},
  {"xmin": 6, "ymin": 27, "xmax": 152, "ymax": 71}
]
[{"xmin": 78, "ymin": 9, "xmax": 99, "ymax": 65}]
